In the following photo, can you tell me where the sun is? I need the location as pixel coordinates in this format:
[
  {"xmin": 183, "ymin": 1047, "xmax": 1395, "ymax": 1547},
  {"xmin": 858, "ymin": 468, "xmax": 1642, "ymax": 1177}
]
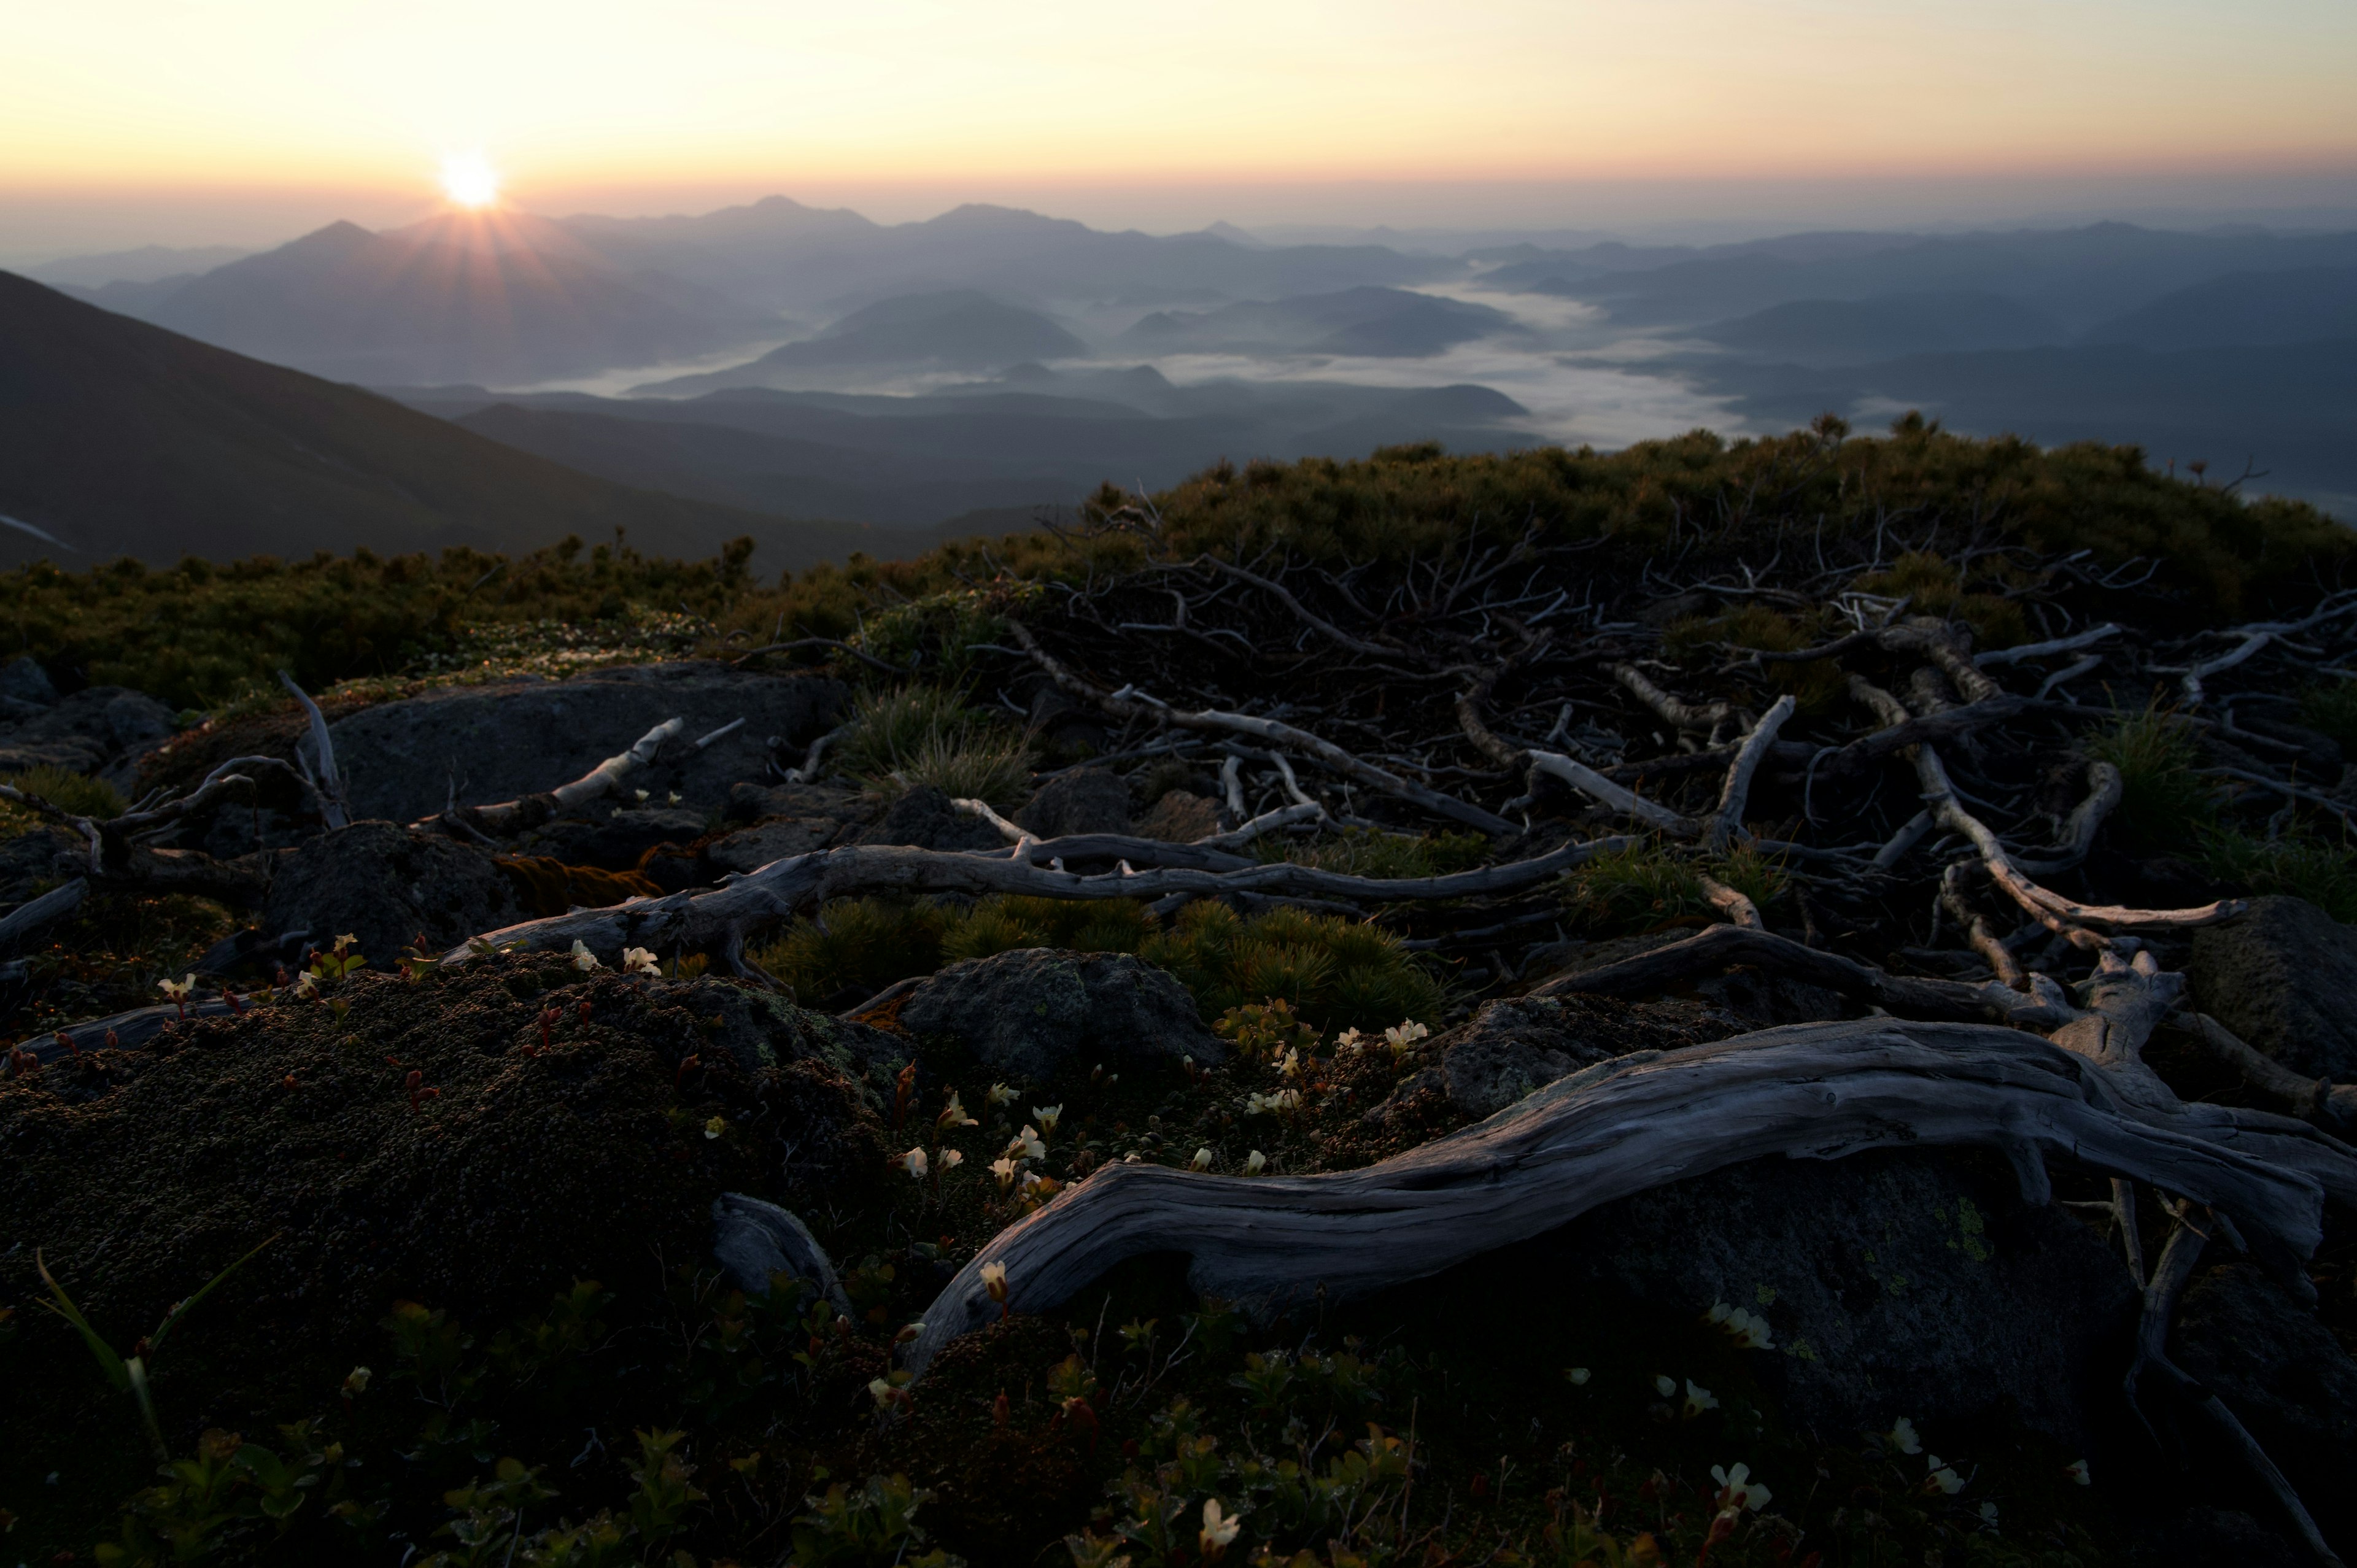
[{"xmin": 439, "ymin": 152, "xmax": 501, "ymax": 209}]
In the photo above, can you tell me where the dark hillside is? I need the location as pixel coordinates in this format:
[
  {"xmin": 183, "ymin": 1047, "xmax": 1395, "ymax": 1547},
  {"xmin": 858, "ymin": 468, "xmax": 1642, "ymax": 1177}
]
[{"xmin": 0, "ymin": 271, "xmax": 889, "ymax": 571}]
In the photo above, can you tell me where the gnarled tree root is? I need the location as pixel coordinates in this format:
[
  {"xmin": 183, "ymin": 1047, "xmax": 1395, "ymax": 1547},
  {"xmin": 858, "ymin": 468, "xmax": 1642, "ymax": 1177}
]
[{"xmin": 902, "ymin": 1017, "xmax": 2350, "ymax": 1377}]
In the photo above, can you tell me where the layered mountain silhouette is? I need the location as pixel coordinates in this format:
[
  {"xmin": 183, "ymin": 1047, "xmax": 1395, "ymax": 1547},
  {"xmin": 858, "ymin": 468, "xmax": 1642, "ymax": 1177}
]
[
  {"xmin": 64, "ymin": 212, "xmax": 779, "ymax": 387},
  {"xmin": 1120, "ymin": 287, "xmax": 1518, "ymax": 358},
  {"xmin": 1694, "ymin": 293, "xmax": 2066, "ymax": 366},
  {"xmin": 637, "ymin": 292, "xmax": 1086, "ymax": 394},
  {"xmin": 0, "ymin": 271, "xmax": 900, "ymax": 569}
]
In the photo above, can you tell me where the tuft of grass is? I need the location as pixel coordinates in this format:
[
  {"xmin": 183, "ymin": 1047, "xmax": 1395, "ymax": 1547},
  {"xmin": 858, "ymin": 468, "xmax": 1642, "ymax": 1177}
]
[
  {"xmin": 2083, "ymin": 705, "xmax": 2220, "ymax": 850},
  {"xmin": 1139, "ymin": 901, "xmax": 1442, "ymax": 1032},
  {"xmin": 2200, "ymin": 828, "xmax": 2357, "ymax": 924},
  {"xmin": 2296, "ymin": 681, "xmax": 2357, "ymax": 752},
  {"xmin": 942, "ymin": 895, "xmax": 1153, "ymax": 962},
  {"xmin": 751, "ymin": 897, "xmax": 950, "ymax": 1001},
  {"xmin": 2, "ymin": 765, "xmax": 126, "ymax": 821},
  {"xmin": 837, "ymin": 684, "xmax": 1034, "ymax": 811},
  {"xmin": 1561, "ymin": 842, "xmax": 1710, "ymax": 935},
  {"xmin": 1663, "ymin": 604, "xmax": 1846, "ymax": 715},
  {"xmin": 1258, "ymin": 827, "xmax": 1493, "ymax": 880},
  {"xmin": 1712, "ymin": 841, "xmax": 1790, "ymax": 910},
  {"xmin": 1849, "ymin": 550, "xmax": 2030, "ymax": 650}
]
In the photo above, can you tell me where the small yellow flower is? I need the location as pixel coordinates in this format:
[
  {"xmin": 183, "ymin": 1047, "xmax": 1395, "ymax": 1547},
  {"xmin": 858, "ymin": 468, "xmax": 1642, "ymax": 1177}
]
[
  {"xmin": 157, "ymin": 975, "xmax": 193, "ymax": 1001},
  {"xmin": 980, "ymin": 1261, "xmax": 1009, "ymax": 1302},
  {"xmin": 668, "ymin": 791, "xmax": 683, "ymax": 806},
  {"xmin": 633, "ymin": 788, "xmax": 650, "ymax": 803},
  {"xmin": 989, "ymin": 1156, "xmax": 1019, "ymax": 1193},
  {"xmin": 703, "ymin": 1116, "xmax": 727, "ymax": 1140},
  {"xmin": 341, "ymin": 1365, "xmax": 373, "ymax": 1396}
]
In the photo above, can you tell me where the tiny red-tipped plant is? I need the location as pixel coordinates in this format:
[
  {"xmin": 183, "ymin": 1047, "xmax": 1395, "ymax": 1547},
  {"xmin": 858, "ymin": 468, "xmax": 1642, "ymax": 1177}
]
[
  {"xmin": 223, "ymin": 989, "xmax": 243, "ymax": 1015},
  {"xmin": 993, "ymin": 1391, "xmax": 1010, "ymax": 1428},
  {"xmin": 6, "ymin": 1044, "xmax": 38, "ymax": 1077},
  {"xmin": 892, "ymin": 1062, "xmax": 918, "ymax": 1129},
  {"xmin": 578, "ymin": 1001, "xmax": 592, "ymax": 1022},
  {"xmin": 404, "ymin": 1069, "xmax": 440, "ymax": 1113},
  {"xmin": 675, "ymin": 1053, "xmax": 701, "ymax": 1088},
  {"xmin": 58, "ymin": 1029, "xmax": 77, "ymax": 1060},
  {"xmin": 538, "ymin": 1006, "xmax": 562, "ymax": 1052},
  {"xmin": 104, "ymin": 1030, "xmax": 118, "ymax": 1048},
  {"xmin": 282, "ymin": 1073, "xmax": 298, "ymax": 1092}
]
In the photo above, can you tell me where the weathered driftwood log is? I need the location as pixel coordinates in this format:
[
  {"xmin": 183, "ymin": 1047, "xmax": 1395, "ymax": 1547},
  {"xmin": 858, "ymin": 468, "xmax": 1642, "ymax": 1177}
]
[
  {"xmin": 438, "ymin": 833, "xmax": 1637, "ymax": 973},
  {"xmin": 2169, "ymin": 1010, "xmax": 2357, "ymax": 1129},
  {"xmin": 902, "ymin": 1015, "xmax": 2352, "ymax": 1377},
  {"xmin": 420, "ymin": 717, "xmax": 689, "ymax": 837},
  {"xmin": 0, "ymin": 878, "xmax": 86, "ymax": 954},
  {"xmin": 1008, "ymin": 619, "xmax": 1516, "ymax": 835},
  {"xmin": 1536, "ymin": 921, "xmax": 2076, "ymax": 1027}
]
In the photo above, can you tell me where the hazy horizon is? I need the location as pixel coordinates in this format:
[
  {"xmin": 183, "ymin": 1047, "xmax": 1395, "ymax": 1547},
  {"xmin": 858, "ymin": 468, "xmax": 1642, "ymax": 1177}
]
[{"xmin": 7, "ymin": 0, "xmax": 2356, "ymax": 264}]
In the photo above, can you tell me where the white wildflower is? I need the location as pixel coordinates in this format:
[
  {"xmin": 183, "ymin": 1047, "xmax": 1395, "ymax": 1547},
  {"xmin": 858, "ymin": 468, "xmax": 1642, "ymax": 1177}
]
[
  {"xmin": 1190, "ymin": 1146, "xmax": 1214, "ymax": 1170},
  {"xmin": 1684, "ymin": 1380, "xmax": 1719, "ymax": 1419},
  {"xmin": 570, "ymin": 939, "xmax": 601, "ymax": 971},
  {"xmin": 1710, "ymin": 1461, "xmax": 1771, "ymax": 1513},
  {"xmin": 1245, "ymin": 1150, "xmax": 1267, "ymax": 1174},
  {"xmin": 621, "ymin": 946, "xmax": 661, "ymax": 977},
  {"xmin": 1885, "ymin": 1416, "xmax": 1922, "ymax": 1456},
  {"xmin": 899, "ymin": 1146, "xmax": 929, "ymax": 1180}
]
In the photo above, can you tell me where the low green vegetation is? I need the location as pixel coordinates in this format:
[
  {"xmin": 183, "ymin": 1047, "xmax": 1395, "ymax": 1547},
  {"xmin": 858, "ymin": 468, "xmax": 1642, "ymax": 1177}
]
[
  {"xmin": 2083, "ymin": 705, "xmax": 2219, "ymax": 849},
  {"xmin": 837, "ymin": 686, "xmax": 1034, "ymax": 811},
  {"xmin": 2, "ymin": 765, "xmax": 125, "ymax": 822},
  {"xmin": 1561, "ymin": 841, "xmax": 1790, "ymax": 937},
  {"xmin": 2, "ymin": 423, "xmax": 2342, "ymax": 711},
  {"xmin": 751, "ymin": 893, "xmax": 1444, "ymax": 1032}
]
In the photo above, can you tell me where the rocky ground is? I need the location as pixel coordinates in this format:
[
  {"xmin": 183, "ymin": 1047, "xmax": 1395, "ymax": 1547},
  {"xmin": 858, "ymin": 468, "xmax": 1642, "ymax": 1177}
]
[{"xmin": 2, "ymin": 519, "xmax": 2356, "ymax": 1567}]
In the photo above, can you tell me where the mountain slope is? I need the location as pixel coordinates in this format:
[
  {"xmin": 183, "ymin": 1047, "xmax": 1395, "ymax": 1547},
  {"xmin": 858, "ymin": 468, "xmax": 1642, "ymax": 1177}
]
[
  {"xmin": 2081, "ymin": 265, "xmax": 2357, "ymax": 350},
  {"xmin": 103, "ymin": 215, "xmax": 775, "ymax": 386},
  {"xmin": 1120, "ymin": 287, "xmax": 1515, "ymax": 357},
  {"xmin": 633, "ymin": 292, "xmax": 1086, "ymax": 393},
  {"xmin": 1695, "ymin": 292, "xmax": 2066, "ymax": 365},
  {"xmin": 0, "ymin": 271, "xmax": 892, "ymax": 569}
]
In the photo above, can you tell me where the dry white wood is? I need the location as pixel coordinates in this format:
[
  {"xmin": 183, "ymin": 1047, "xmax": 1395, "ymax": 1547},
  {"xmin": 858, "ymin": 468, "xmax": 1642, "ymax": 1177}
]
[
  {"xmin": 1974, "ymin": 622, "xmax": 2121, "ymax": 669},
  {"xmin": 902, "ymin": 1014, "xmax": 2345, "ymax": 1377},
  {"xmin": 1695, "ymin": 873, "xmax": 1762, "ymax": 928},
  {"xmin": 1611, "ymin": 662, "xmax": 1739, "ymax": 733},
  {"xmin": 438, "ymin": 832, "xmax": 1635, "ymax": 971},
  {"xmin": 277, "ymin": 672, "xmax": 350, "ymax": 828},
  {"xmin": 1010, "ymin": 619, "xmax": 1514, "ymax": 835},
  {"xmin": 550, "ymin": 717, "xmax": 687, "ymax": 807},
  {"xmin": 787, "ymin": 722, "xmax": 850, "ymax": 784},
  {"xmin": 1706, "ymin": 693, "xmax": 1794, "ymax": 850},
  {"xmin": 1525, "ymin": 751, "xmax": 1694, "ymax": 833},
  {"xmin": 693, "ymin": 717, "xmax": 748, "ymax": 750}
]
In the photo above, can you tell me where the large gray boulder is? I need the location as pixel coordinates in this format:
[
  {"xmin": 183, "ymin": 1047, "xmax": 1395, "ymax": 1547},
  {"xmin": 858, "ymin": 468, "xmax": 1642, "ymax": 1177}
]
[
  {"xmin": 2188, "ymin": 895, "xmax": 2357, "ymax": 1079},
  {"xmin": 0, "ymin": 684, "xmax": 179, "ymax": 784},
  {"xmin": 1018, "ymin": 768, "xmax": 1131, "ymax": 838},
  {"xmin": 1560, "ymin": 1148, "xmax": 2138, "ymax": 1448},
  {"xmin": 261, "ymin": 821, "xmax": 525, "ymax": 967},
  {"xmin": 327, "ymin": 663, "xmax": 844, "ymax": 823},
  {"xmin": 870, "ymin": 948, "xmax": 1223, "ymax": 1083},
  {"xmin": 2172, "ymin": 1258, "xmax": 2357, "ymax": 1561}
]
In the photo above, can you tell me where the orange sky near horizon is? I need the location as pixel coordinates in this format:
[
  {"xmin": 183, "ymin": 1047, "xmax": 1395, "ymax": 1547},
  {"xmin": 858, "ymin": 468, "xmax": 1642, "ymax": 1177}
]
[{"xmin": 8, "ymin": 0, "xmax": 2356, "ymax": 208}]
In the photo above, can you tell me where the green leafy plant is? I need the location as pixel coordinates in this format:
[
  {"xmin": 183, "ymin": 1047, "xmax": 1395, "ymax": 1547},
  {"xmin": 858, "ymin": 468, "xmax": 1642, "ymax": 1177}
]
[
  {"xmin": 1562, "ymin": 842, "xmax": 1711, "ymax": 935},
  {"xmin": 2084, "ymin": 704, "xmax": 2220, "ymax": 850},
  {"xmin": 1, "ymin": 763, "xmax": 128, "ymax": 821},
  {"xmin": 38, "ymin": 1235, "xmax": 276, "ymax": 1460},
  {"xmin": 789, "ymin": 1472, "xmax": 963, "ymax": 1566},
  {"xmin": 837, "ymin": 683, "xmax": 1033, "ymax": 809}
]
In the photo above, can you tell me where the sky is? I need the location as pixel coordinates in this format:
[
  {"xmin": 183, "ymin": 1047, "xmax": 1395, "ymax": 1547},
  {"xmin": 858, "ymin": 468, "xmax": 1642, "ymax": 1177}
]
[{"xmin": 6, "ymin": 0, "xmax": 2357, "ymax": 260}]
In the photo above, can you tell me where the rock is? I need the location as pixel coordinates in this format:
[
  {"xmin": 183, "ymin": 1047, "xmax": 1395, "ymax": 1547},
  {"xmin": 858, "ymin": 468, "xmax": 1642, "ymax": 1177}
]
[
  {"xmin": 2187, "ymin": 896, "xmax": 2357, "ymax": 1079},
  {"xmin": 1374, "ymin": 991, "xmax": 1728, "ymax": 1121},
  {"xmin": 726, "ymin": 779, "xmax": 867, "ymax": 826},
  {"xmin": 2171, "ymin": 1257, "xmax": 2357, "ymax": 1559},
  {"xmin": 1419, "ymin": 995, "xmax": 1624, "ymax": 1116},
  {"xmin": 0, "ymin": 655, "xmax": 58, "ymax": 706},
  {"xmin": 0, "ymin": 825, "xmax": 78, "ymax": 902},
  {"xmin": 868, "ymin": 948, "xmax": 1223, "ymax": 1083},
  {"xmin": 653, "ymin": 977, "xmax": 905, "ymax": 1087},
  {"xmin": 2129, "ymin": 1508, "xmax": 2305, "ymax": 1568},
  {"xmin": 1135, "ymin": 789, "xmax": 1222, "ymax": 843},
  {"xmin": 705, "ymin": 816, "xmax": 851, "ymax": 875},
  {"xmin": 262, "ymin": 821, "xmax": 526, "ymax": 968},
  {"xmin": 1018, "ymin": 769, "xmax": 1131, "ymax": 838},
  {"xmin": 711, "ymin": 1194, "xmax": 851, "ymax": 1310},
  {"xmin": 519, "ymin": 808, "xmax": 708, "ymax": 871},
  {"xmin": 0, "ymin": 684, "xmax": 180, "ymax": 781},
  {"xmin": 327, "ymin": 663, "xmax": 845, "ymax": 822},
  {"xmin": 1559, "ymin": 1148, "xmax": 2138, "ymax": 1447},
  {"xmin": 857, "ymin": 784, "xmax": 1005, "ymax": 852}
]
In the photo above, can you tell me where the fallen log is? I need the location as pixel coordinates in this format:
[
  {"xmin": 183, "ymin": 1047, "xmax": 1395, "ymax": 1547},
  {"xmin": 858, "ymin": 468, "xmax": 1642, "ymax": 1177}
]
[
  {"xmin": 436, "ymin": 832, "xmax": 1638, "ymax": 973},
  {"xmin": 902, "ymin": 1015, "xmax": 2348, "ymax": 1377}
]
